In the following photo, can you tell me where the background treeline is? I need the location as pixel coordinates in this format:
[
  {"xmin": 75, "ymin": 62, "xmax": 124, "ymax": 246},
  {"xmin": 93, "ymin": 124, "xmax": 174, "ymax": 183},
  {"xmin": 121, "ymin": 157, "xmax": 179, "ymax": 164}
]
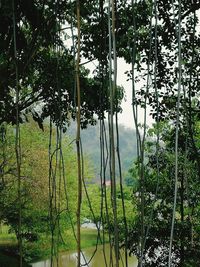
[{"xmin": 67, "ymin": 121, "xmax": 137, "ymax": 184}]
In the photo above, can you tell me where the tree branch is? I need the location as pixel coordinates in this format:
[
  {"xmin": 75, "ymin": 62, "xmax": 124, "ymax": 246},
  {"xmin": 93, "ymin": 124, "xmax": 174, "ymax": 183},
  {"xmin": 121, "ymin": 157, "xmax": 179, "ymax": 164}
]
[{"xmin": 182, "ymin": 2, "xmax": 200, "ymax": 20}]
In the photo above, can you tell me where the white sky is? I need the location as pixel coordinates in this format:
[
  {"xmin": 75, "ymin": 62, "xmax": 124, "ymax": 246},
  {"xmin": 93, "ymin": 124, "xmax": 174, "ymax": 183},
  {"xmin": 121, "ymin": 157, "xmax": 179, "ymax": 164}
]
[
  {"xmin": 116, "ymin": 58, "xmax": 135, "ymax": 129},
  {"xmin": 117, "ymin": 58, "xmax": 155, "ymax": 129}
]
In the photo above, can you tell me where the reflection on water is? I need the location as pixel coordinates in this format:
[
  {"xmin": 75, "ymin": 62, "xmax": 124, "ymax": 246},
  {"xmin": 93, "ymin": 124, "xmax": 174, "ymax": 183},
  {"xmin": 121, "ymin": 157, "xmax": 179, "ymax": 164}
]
[
  {"xmin": 0, "ymin": 251, "xmax": 31, "ymax": 267},
  {"xmin": 31, "ymin": 245, "xmax": 138, "ymax": 267}
]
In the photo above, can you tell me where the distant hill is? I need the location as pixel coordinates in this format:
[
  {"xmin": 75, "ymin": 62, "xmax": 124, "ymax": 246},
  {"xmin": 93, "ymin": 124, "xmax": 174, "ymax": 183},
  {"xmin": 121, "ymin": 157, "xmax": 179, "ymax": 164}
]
[{"xmin": 67, "ymin": 121, "xmax": 138, "ymax": 181}]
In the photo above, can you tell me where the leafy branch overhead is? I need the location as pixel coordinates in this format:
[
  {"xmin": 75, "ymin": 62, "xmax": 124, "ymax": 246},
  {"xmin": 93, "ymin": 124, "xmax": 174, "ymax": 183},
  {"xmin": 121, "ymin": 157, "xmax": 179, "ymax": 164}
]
[{"xmin": 0, "ymin": 0, "xmax": 123, "ymax": 128}]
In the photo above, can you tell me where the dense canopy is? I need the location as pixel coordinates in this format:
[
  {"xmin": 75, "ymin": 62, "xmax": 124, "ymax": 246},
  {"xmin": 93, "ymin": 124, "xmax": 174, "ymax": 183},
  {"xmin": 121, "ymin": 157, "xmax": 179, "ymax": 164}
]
[{"xmin": 0, "ymin": 0, "xmax": 123, "ymax": 128}]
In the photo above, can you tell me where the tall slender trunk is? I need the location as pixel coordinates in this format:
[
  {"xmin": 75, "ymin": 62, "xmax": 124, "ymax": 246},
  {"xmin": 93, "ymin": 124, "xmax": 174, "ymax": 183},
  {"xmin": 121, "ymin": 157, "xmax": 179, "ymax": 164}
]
[
  {"xmin": 12, "ymin": 1, "xmax": 22, "ymax": 266},
  {"xmin": 180, "ymin": 171, "xmax": 185, "ymax": 266},
  {"xmin": 76, "ymin": 1, "xmax": 82, "ymax": 266}
]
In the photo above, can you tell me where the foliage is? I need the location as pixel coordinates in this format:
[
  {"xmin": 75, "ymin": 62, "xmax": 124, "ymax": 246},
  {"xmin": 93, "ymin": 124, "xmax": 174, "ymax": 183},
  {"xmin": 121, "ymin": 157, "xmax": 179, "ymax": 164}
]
[
  {"xmin": 0, "ymin": 0, "xmax": 123, "ymax": 129},
  {"xmin": 0, "ymin": 120, "xmax": 78, "ymax": 250},
  {"xmin": 82, "ymin": 183, "xmax": 136, "ymax": 244},
  {"xmin": 0, "ymin": 121, "xmax": 47, "ymax": 237},
  {"xmin": 75, "ymin": 1, "xmax": 200, "ymax": 121},
  {"xmin": 128, "ymin": 122, "xmax": 200, "ymax": 266},
  {"xmin": 1, "ymin": 1, "xmax": 200, "ymax": 265}
]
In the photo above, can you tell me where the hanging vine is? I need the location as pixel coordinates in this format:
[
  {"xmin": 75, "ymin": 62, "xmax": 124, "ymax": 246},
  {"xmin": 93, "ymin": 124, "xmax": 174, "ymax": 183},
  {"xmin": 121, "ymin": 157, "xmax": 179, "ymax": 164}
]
[
  {"xmin": 130, "ymin": 1, "xmax": 154, "ymax": 265},
  {"xmin": 108, "ymin": 1, "xmax": 120, "ymax": 266},
  {"xmin": 12, "ymin": 1, "xmax": 22, "ymax": 266},
  {"xmin": 75, "ymin": 1, "xmax": 82, "ymax": 266},
  {"xmin": 168, "ymin": 1, "xmax": 182, "ymax": 266}
]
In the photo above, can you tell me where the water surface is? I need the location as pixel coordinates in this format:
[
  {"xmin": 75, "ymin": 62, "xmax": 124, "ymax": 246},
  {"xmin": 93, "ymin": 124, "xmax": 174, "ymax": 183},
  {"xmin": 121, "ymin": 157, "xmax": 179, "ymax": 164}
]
[
  {"xmin": 31, "ymin": 244, "xmax": 138, "ymax": 267},
  {"xmin": 0, "ymin": 251, "xmax": 31, "ymax": 267}
]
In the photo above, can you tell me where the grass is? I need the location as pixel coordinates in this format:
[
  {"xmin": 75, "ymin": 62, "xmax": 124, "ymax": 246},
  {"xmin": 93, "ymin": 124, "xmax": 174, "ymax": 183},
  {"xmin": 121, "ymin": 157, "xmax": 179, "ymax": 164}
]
[
  {"xmin": 0, "ymin": 224, "xmax": 109, "ymax": 264},
  {"xmin": 0, "ymin": 224, "xmax": 17, "ymax": 249}
]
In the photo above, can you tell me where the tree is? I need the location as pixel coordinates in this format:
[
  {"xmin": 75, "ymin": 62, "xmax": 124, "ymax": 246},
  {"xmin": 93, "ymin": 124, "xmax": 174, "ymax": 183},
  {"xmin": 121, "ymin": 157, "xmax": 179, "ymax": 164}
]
[
  {"xmin": 81, "ymin": 183, "xmax": 136, "ymax": 243},
  {"xmin": 82, "ymin": 1, "xmax": 200, "ymax": 265},
  {"xmin": 0, "ymin": 119, "xmax": 78, "ymax": 243},
  {"xmin": 68, "ymin": 3, "xmax": 200, "ymax": 265},
  {"xmin": 127, "ymin": 122, "xmax": 200, "ymax": 266},
  {"xmin": 0, "ymin": 1, "xmax": 123, "ymax": 128},
  {"xmin": 2, "ymin": 1, "xmax": 200, "ymax": 265}
]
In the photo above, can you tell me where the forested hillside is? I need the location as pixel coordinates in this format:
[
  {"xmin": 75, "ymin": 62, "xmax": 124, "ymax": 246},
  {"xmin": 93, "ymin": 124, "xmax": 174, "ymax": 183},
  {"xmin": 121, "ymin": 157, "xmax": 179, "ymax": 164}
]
[{"xmin": 67, "ymin": 121, "xmax": 137, "ymax": 182}]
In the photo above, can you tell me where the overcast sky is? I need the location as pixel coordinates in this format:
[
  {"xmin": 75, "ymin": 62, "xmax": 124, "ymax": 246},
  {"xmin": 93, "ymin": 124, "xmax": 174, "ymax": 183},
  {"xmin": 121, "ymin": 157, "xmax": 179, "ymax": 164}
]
[{"xmin": 111, "ymin": 58, "xmax": 154, "ymax": 129}]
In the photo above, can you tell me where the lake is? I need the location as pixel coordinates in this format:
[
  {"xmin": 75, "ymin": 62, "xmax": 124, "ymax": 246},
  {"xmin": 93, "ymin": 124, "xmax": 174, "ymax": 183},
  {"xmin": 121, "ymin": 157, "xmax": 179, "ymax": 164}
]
[{"xmin": 31, "ymin": 244, "xmax": 138, "ymax": 267}]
